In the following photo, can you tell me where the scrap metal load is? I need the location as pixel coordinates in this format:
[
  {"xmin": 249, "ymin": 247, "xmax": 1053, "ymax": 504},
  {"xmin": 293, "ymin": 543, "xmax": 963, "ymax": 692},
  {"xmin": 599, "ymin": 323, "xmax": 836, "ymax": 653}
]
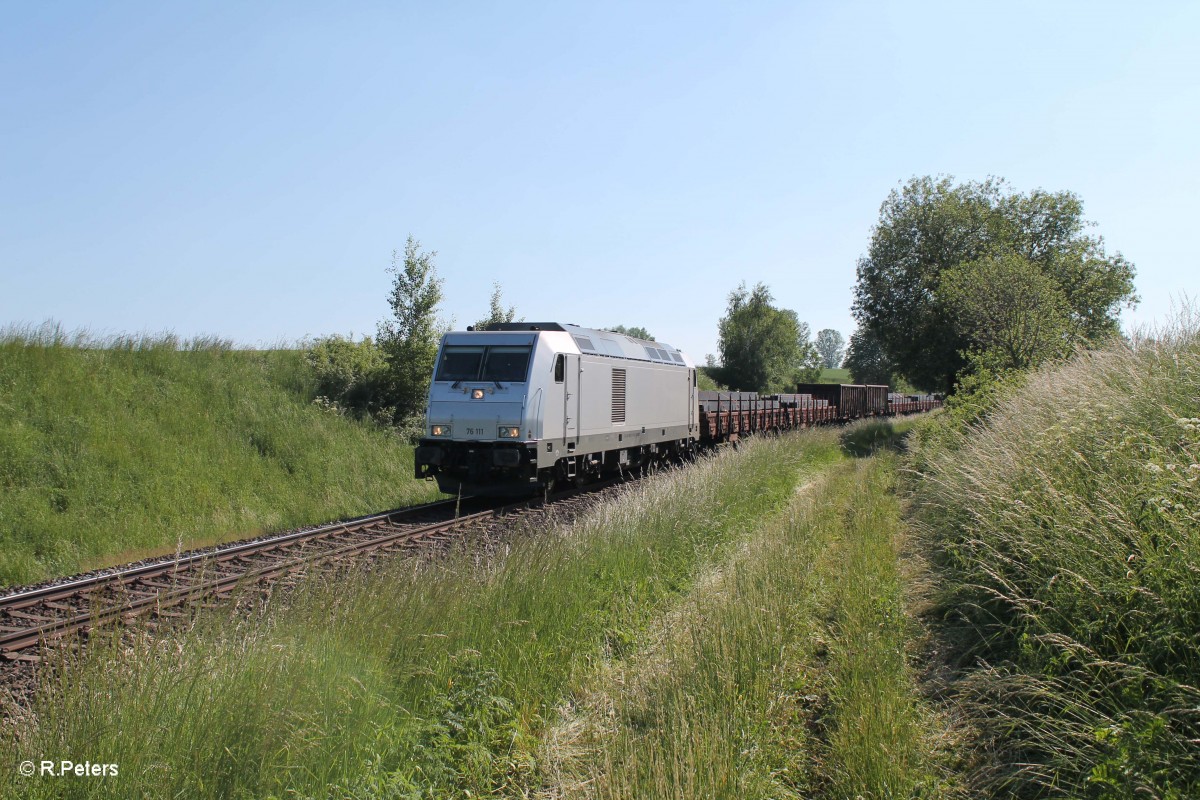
[
  {"xmin": 698, "ymin": 391, "xmax": 835, "ymax": 443},
  {"xmin": 699, "ymin": 384, "xmax": 943, "ymax": 445}
]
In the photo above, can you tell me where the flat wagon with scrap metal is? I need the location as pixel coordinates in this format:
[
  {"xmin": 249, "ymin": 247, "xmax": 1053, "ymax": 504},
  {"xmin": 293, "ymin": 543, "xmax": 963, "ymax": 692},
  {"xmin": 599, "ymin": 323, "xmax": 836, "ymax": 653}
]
[{"xmin": 697, "ymin": 391, "xmax": 835, "ymax": 444}]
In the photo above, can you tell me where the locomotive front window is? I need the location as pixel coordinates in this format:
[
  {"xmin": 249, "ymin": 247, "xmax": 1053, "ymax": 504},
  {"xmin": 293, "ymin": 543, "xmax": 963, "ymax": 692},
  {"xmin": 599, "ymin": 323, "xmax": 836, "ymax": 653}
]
[
  {"xmin": 436, "ymin": 347, "xmax": 484, "ymax": 381},
  {"xmin": 481, "ymin": 347, "xmax": 531, "ymax": 383}
]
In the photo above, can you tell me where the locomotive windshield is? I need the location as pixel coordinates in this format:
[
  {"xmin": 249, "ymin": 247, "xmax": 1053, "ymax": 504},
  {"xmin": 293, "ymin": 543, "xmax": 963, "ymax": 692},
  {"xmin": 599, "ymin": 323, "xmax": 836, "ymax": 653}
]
[
  {"xmin": 436, "ymin": 347, "xmax": 484, "ymax": 381},
  {"xmin": 436, "ymin": 345, "xmax": 531, "ymax": 383},
  {"xmin": 481, "ymin": 347, "xmax": 531, "ymax": 382}
]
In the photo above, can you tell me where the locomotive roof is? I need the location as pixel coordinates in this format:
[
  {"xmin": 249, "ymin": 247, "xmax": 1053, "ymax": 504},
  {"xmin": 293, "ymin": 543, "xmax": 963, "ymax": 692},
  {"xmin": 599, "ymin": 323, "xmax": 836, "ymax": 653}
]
[{"xmin": 470, "ymin": 322, "xmax": 689, "ymax": 367}]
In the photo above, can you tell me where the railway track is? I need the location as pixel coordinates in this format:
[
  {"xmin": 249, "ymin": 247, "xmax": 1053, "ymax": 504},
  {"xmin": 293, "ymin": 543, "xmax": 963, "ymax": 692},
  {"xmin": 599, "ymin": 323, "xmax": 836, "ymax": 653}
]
[{"xmin": 0, "ymin": 484, "xmax": 617, "ymax": 661}]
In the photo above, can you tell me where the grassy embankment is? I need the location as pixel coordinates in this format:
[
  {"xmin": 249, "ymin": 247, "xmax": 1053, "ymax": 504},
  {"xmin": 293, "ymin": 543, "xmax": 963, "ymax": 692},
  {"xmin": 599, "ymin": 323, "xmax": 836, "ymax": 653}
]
[
  {"xmin": 817, "ymin": 367, "xmax": 850, "ymax": 384},
  {"xmin": 909, "ymin": 319, "xmax": 1200, "ymax": 797},
  {"xmin": 0, "ymin": 327, "xmax": 439, "ymax": 587},
  {"xmin": 2, "ymin": 423, "xmax": 957, "ymax": 799}
]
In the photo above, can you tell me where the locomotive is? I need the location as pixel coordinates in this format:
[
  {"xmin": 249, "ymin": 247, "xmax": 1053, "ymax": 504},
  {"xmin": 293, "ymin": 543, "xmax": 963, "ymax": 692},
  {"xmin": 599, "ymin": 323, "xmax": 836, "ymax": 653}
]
[
  {"xmin": 413, "ymin": 322, "xmax": 942, "ymax": 496},
  {"xmin": 413, "ymin": 323, "xmax": 698, "ymax": 496}
]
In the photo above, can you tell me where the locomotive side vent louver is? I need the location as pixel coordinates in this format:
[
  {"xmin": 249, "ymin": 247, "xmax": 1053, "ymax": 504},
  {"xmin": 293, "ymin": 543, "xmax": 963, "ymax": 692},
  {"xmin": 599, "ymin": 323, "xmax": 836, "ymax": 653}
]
[{"xmin": 612, "ymin": 368, "xmax": 627, "ymax": 423}]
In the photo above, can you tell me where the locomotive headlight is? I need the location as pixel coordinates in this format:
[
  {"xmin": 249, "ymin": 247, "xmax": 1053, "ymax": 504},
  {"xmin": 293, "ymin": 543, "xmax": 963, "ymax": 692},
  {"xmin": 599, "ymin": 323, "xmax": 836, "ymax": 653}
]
[
  {"xmin": 498, "ymin": 426, "xmax": 520, "ymax": 438},
  {"xmin": 471, "ymin": 388, "xmax": 485, "ymax": 399},
  {"xmin": 431, "ymin": 425, "xmax": 451, "ymax": 437}
]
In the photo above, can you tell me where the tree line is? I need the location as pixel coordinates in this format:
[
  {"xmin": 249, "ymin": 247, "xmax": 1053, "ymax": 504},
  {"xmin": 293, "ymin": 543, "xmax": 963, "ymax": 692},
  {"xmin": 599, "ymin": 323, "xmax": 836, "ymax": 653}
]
[{"xmin": 304, "ymin": 173, "xmax": 1136, "ymax": 439}]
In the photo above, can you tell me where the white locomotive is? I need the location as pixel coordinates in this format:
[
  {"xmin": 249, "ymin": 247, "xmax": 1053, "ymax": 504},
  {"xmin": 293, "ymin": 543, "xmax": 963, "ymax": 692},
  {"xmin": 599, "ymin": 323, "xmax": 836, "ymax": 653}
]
[{"xmin": 414, "ymin": 323, "xmax": 699, "ymax": 495}]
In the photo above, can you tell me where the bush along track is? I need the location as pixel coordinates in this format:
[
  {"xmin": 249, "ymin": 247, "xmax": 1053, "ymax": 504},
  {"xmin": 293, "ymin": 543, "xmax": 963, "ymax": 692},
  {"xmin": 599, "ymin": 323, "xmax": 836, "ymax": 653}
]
[{"xmin": 908, "ymin": 320, "xmax": 1200, "ymax": 798}]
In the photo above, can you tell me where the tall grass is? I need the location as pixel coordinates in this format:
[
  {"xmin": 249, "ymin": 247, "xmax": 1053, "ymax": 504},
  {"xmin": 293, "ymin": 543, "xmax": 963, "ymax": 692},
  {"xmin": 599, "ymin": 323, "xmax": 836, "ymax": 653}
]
[
  {"xmin": 909, "ymin": 315, "xmax": 1200, "ymax": 797},
  {"xmin": 545, "ymin": 433, "xmax": 957, "ymax": 799},
  {"xmin": 2, "ymin": 432, "xmax": 836, "ymax": 799},
  {"xmin": 0, "ymin": 325, "xmax": 437, "ymax": 586}
]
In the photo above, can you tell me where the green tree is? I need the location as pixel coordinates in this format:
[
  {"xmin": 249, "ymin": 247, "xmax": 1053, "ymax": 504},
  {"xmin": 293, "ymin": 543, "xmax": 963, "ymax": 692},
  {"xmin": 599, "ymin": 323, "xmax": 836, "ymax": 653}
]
[
  {"xmin": 715, "ymin": 282, "xmax": 820, "ymax": 392},
  {"xmin": 474, "ymin": 282, "xmax": 519, "ymax": 330},
  {"xmin": 941, "ymin": 252, "xmax": 1071, "ymax": 371},
  {"xmin": 843, "ymin": 327, "xmax": 895, "ymax": 387},
  {"xmin": 814, "ymin": 328, "xmax": 845, "ymax": 369},
  {"xmin": 852, "ymin": 176, "xmax": 1137, "ymax": 391},
  {"xmin": 696, "ymin": 368, "xmax": 723, "ymax": 391},
  {"xmin": 608, "ymin": 325, "xmax": 654, "ymax": 341},
  {"xmin": 377, "ymin": 236, "xmax": 444, "ymax": 430}
]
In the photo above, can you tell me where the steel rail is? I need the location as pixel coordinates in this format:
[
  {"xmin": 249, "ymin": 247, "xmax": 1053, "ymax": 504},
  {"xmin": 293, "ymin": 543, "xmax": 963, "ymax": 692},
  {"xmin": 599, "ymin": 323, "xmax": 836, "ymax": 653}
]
[
  {"xmin": 0, "ymin": 504, "xmax": 500, "ymax": 654},
  {"xmin": 0, "ymin": 497, "xmax": 466, "ymax": 613},
  {"xmin": 0, "ymin": 476, "xmax": 627, "ymax": 658}
]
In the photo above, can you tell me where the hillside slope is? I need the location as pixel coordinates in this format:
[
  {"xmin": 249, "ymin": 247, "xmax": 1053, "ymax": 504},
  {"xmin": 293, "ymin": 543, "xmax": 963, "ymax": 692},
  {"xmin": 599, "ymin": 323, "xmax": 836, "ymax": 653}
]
[
  {"xmin": 0, "ymin": 332, "xmax": 439, "ymax": 587},
  {"xmin": 910, "ymin": 321, "xmax": 1200, "ymax": 796}
]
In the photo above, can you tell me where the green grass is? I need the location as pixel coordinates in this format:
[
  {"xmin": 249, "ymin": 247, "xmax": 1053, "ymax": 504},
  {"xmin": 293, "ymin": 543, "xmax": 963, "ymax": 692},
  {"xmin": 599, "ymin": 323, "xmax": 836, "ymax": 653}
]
[
  {"xmin": 544, "ymin": 424, "xmax": 957, "ymax": 799},
  {"xmin": 818, "ymin": 367, "xmax": 850, "ymax": 384},
  {"xmin": 909, "ymin": 316, "xmax": 1200, "ymax": 797},
  {"xmin": 3, "ymin": 431, "xmax": 840, "ymax": 799},
  {"xmin": 3, "ymin": 422, "xmax": 962, "ymax": 799},
  {"xmin": 818, "ymin": 455, "xmax": 937, "ymax": 797},
  {"xmin": 0, "ymin": 326, "xmax": 439, "ymax": 587}
]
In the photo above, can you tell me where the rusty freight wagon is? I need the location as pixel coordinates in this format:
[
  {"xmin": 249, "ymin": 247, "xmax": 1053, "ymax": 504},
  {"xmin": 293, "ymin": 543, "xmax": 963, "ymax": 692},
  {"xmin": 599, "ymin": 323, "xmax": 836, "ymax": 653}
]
[
  {"xmin": 793, "ymin": 383, "xmax": 861, "ymax": 420},
  {"xmin": 888, "ymin": 393, "xmax": 939, "ymax": 415},
  {"xmin": 793, "ymin": 383, "xmax": 893, "ymax": 420},
  {"xmin": 698, "ymin": 391, "xmax": 835, "ymax": 444},
  {"xmin": 864, "ymin": 384, "xmax": 888, "ymax": 415}
]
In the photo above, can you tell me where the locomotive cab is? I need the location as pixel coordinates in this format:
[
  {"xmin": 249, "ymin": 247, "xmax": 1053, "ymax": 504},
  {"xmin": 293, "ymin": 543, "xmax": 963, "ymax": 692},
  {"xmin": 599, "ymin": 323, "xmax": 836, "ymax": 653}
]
[{"xmin": 414, "ymin": 330, "xmax": 543, "ymax": 495}]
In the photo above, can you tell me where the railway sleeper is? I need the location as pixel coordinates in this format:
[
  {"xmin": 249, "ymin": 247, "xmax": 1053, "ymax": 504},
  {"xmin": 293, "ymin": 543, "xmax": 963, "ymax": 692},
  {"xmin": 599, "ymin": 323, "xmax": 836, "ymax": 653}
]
[
  {"xmin": 135, "ymin": 579, "xmax": 185, "ymax": 591},
  {"xmin": 5, "ymin": 609, "xmax": 64, "ymax": 624},
  {"xmin": 41, "ymin": 600, "xmax": 76, "ymax": 612}
]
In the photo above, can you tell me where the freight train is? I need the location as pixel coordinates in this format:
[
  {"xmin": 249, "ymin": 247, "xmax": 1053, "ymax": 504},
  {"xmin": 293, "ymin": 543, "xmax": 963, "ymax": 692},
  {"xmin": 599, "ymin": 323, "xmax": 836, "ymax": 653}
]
[{"xmin": 413, "ymin": 323, "xmax": 940, "ymax": 496}]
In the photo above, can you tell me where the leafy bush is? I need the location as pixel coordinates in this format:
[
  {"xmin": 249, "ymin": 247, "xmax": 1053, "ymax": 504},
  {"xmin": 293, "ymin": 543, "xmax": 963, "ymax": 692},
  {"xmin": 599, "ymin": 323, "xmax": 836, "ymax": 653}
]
[
  {"xmin": 906, "ymin": 363, "xmax": 1026, "ymax": 475},
  {"xmin": 303, "ymin": 334, "xmax": 390, "ymax": 421}
]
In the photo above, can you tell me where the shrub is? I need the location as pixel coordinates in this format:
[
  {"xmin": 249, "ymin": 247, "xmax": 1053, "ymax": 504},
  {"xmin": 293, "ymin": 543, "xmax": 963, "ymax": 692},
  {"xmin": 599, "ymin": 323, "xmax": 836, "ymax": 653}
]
[{"xmin": 303, "ymin": 334, "xmax": 389, "ymax": 420}]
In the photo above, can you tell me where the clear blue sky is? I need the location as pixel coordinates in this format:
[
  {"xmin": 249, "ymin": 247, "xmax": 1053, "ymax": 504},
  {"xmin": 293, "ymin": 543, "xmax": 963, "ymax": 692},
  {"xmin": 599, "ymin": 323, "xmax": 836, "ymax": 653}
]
[{"xmin": 2, "ymin": 1, "xmax": 1196, "ymax": 361}]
